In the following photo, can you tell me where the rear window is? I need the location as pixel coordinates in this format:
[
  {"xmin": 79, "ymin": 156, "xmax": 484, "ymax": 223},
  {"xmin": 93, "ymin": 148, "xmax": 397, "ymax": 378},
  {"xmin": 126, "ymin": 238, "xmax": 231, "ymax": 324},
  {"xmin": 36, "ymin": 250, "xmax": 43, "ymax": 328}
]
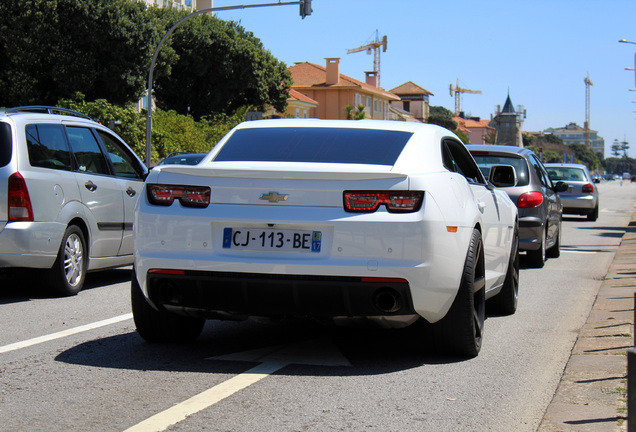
[
  {"xmin": 470, "ymin": 153, "xmax": 530, "ymax": 186},
  {"xmin": 213, "ymin": 127, "xmax": 412, "ymax": 165},
  {"xmin": 0, "ymin": 122, "xmax": 10, "ymax": 167},
  {"xmin": 546, "ymin": 167, "xmax": 588, "ymax": 182}
]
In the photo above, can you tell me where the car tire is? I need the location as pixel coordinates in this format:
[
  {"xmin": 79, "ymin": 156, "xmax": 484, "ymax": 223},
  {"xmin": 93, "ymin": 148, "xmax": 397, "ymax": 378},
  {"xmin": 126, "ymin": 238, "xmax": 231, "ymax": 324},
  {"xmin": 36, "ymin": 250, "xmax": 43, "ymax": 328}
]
[
  {"xmin": 50, "ymin": 225, "xmax": 86, "ymax": 296},
  {"xmin": 546, "ymin": 222, "xmax": 561, "ymax": 259},
  {"xmin": 131, "ymin": 269, "xmax": 205, "ymax": 343},
  {"xmin": 526, "ymin": 228, "xmax": 546, "ymax": 268},
  {"xmin": 432, "ymin": 229, "xmax": 485, "ymax": 357},
  {"xmin": 587, "ymin": 205, "xmax": 599, "ymax": 222},
  {"xmin": 489, "ymin": 225, "xmax": 519, "ymax": 315}
]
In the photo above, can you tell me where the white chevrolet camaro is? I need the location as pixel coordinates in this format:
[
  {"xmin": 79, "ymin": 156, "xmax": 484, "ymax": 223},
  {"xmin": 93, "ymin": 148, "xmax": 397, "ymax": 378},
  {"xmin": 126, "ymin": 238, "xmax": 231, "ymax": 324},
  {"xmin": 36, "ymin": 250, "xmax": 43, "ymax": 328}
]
[{"xmin": 132, "ymin": 119, "xmax": 519, "ymax": 357}]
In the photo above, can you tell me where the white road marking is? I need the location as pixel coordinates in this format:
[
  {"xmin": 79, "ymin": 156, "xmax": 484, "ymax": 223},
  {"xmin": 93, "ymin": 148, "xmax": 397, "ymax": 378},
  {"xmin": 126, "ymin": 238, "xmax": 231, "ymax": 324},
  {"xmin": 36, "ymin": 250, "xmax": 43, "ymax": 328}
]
[
  {"xmin": 123, "ymin": 338, "xmax": 350, "ymax": 432},
  {"xmin": 0, "ymin": 313, "xmax": 133, "ymax": 354}
]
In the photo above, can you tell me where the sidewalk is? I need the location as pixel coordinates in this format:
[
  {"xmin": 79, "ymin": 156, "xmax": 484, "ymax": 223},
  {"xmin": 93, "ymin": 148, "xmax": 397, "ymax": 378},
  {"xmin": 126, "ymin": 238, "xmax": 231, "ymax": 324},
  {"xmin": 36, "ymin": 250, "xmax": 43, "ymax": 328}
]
[{"xmin": 537, "ymin": 214, "xmax": 636, "ymax": 431}]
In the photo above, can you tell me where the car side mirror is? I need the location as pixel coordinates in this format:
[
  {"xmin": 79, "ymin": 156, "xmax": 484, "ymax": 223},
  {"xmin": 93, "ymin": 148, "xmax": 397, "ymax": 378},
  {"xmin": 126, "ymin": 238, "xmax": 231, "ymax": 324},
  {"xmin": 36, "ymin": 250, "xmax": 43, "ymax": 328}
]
[
  {"xmin": 488, "ymin": 164, "xmax": 517, "ymax": 187},
  {"xmin": 554, "ymin": 181, "xmax": 568, "ymax": 192},
  {"xmin": 593, "ymin": 178, "xmax": 600, "ymax": 183}
]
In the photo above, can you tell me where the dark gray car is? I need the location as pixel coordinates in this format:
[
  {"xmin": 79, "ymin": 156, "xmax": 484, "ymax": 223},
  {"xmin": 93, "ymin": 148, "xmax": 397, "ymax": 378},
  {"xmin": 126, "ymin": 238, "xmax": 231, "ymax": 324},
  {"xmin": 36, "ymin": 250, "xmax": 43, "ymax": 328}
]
[{"xmin": 468, "ymin": 145, "xmax": 567, "ymax": 268}]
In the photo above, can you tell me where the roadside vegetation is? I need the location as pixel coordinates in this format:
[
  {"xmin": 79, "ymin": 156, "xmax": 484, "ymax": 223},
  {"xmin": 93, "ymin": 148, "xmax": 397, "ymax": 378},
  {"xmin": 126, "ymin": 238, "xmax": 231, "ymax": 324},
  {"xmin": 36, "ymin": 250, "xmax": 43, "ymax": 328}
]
[{"xmin": 0, "ymin": 0, "xmax": 288, "ymax": 163}]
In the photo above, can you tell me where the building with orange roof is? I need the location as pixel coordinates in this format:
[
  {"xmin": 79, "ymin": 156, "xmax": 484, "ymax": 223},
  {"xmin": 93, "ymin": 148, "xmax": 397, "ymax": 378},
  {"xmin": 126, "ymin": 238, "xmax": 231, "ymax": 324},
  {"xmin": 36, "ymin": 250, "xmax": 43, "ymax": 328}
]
[
  {"xmin": 454, "ymin": 116, "xmax": 495, "ymax": 144},
  {"xmin": 286, "ymin": 58, "xmax": 400, "ymax": 120},
  {"xmin": 389, "ymin": 81, "xmax": 433, "ymax": 122},
  {"xmin": 266, "ymin": 89, "xmax": 318, "ymax": 119}
]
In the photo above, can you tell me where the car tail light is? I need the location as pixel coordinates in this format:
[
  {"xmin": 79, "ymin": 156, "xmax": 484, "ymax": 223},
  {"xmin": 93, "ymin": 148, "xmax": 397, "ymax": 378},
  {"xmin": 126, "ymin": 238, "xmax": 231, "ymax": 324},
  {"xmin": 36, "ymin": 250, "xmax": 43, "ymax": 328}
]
[
  {"xmin": 8, "ymin": 172, "xmax": 34, "ymax": 222},
  {"xmin": 147, "ymin": 184, "xmax": 210, "ymax": 208},
  {"xmin": 582, "ymin": 183, "xmax": 594, "ymax": 193},
  {"xmin": 517, "ymin": 191, "xmax": 543, "ymax": 208},
  {"xmin": 343, "ymin": 191, "xmax": 423, "ymax": 213}
]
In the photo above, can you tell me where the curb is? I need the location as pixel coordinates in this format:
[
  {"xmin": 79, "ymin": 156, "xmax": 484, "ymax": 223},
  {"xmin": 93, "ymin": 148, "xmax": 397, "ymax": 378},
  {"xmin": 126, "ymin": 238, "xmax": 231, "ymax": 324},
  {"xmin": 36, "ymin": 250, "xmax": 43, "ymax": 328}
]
[{"xmin": 537, "ymin": 214, "xmax": 636, "ymax": 431}]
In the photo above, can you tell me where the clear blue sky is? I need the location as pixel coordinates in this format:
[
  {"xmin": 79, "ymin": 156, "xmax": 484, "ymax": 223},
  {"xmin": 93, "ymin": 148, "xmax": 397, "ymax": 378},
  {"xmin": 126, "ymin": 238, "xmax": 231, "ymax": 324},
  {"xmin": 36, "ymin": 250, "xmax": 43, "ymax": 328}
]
[{"xmin": 214, "ymin": 0, "xmax": 636, "ymax": 158}]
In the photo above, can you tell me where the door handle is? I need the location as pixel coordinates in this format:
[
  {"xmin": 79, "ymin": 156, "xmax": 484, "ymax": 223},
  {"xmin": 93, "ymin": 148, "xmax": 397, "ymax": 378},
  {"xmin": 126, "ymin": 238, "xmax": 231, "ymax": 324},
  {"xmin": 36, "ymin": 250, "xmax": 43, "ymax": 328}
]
[
  {"xmin": 126, "ymin": 187, "xmax": 137, "ymax": 197},
  {"xmin": 84, "ymin": 180, "xmax": 97, "ymax": 192}
]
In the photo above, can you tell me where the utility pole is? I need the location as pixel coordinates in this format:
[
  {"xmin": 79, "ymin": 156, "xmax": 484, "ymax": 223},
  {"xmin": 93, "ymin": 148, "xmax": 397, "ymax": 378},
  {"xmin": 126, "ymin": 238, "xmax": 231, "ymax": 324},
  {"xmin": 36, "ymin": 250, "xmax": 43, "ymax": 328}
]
[{"xmin": 584, "ymin": 73, "xmax": 593, "ymax": 148}]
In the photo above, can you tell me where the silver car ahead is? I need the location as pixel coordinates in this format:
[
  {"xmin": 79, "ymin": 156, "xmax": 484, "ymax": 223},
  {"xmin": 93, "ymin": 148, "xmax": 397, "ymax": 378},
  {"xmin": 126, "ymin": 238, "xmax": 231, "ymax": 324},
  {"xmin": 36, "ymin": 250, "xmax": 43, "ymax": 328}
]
[
  {"xmin": 544, "ymin": 163, "xmax": 599, "ymax": 221},
  {"xmin": 0, "ymin": 106, "xmax": 148, "ymax": 296}
]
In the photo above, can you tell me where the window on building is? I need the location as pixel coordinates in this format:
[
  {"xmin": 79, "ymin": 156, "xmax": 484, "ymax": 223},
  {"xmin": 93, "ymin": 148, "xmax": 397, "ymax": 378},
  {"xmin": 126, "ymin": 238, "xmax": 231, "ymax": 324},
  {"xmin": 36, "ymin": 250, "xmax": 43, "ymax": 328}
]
[{"xmin": 403, "ymin": 101, "xmax": 410, "ymax": 112}]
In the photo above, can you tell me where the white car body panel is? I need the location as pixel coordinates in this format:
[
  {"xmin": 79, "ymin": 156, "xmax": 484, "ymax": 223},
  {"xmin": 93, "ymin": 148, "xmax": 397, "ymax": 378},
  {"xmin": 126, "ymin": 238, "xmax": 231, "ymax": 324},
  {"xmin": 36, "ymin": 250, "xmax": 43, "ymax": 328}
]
[{"xmin": 134, "ymin": 120, "xmax": 517, "ymax": 325}]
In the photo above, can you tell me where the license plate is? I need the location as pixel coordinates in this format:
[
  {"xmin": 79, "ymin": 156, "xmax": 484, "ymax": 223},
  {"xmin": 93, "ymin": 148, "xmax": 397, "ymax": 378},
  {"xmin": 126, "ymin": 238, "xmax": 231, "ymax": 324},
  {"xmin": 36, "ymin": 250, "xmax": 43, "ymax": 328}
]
[{"xmin": 222, "ymin": 228, "xmax": 322, "ymax": 252}]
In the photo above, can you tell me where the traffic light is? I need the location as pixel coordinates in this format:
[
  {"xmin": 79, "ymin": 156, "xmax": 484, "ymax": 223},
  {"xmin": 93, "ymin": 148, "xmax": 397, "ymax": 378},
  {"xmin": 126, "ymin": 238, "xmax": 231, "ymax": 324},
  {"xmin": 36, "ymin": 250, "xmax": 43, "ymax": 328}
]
[{"xmin": 300, "ymin": 0, "xmax": 312, "ymax": 19}]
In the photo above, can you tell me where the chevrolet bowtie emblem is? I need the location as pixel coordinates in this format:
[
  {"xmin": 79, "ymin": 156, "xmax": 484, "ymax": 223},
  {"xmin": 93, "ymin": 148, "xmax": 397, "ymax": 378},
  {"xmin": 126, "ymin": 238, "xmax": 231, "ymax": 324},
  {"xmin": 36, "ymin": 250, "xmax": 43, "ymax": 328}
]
[{"xmin": 259, "ymin": 192, "xmax": 289, "ymax": 203}]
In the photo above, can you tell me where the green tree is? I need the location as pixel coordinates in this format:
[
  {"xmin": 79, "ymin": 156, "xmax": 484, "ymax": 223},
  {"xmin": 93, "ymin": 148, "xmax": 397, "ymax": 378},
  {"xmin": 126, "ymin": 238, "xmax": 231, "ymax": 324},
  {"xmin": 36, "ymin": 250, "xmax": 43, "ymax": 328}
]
[
  {"xmin": 151, "ymin": 8, "xmax": 292, "ymax": 120},
  {"xmin": 426, "ymin": 106, "xmax": 457, "ymax": 130},
  {"xmin": 58, "ymin": 93, "xmax": 243, "ymax": 163},
  {"xmin": 0, "ymin": 0, "xmax": 161, "ymax": 107},
  {"xmin": 568, "ymin": 142, "xmax": 600, "ymax": 171}
]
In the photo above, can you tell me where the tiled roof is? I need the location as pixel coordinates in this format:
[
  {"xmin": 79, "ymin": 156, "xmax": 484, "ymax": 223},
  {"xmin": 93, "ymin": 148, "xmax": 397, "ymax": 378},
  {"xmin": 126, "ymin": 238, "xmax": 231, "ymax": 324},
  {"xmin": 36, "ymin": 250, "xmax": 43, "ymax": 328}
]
[
  {"xmin": 454, "ymin": 117, "xmax": 493, "ymax": 129},
  {"xmin": 389, "ymin": 81, "xmax": 433, "ymax": 96},
  {"xmin": 288, "ymin": 89, "xmax": 318, "ymax": 105},
  {"xmin": 288, "ymin": 62, "xmax": 399, "ymax": 101}
]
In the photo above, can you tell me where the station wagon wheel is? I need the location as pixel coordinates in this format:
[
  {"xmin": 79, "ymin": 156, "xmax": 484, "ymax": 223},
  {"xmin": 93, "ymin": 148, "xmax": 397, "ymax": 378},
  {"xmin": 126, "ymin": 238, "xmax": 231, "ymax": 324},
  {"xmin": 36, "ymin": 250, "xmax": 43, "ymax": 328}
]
[
  {"xmin": 50, "ymin": 225, "xmax": 86, "ymax": 296},
  {"xmin": 131, "ymin": 269, "xmax": 205, "ymax": 343},
  {"xmin": 433, "ymin": 229, "xmax": 485, "ymax": 357},
  {"xmin": 587, "ymin": 205, "xmax": 599, "ymax": 222},
  {"xmin": 489, "ymin": 224, "xmax": 519, "ymax": 315}
]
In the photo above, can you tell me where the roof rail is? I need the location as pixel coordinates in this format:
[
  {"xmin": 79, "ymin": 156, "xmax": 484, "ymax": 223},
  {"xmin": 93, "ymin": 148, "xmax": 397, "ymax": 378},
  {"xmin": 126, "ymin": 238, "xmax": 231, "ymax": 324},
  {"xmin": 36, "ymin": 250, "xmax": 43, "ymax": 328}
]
[{"xmin": 4, "ymin": 105, "xmax": 92, "ymax": 120}]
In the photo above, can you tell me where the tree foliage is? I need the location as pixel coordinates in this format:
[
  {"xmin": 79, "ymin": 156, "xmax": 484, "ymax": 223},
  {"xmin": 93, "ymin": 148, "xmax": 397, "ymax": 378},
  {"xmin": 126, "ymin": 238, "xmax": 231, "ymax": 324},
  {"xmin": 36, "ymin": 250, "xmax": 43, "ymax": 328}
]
[
  {"xmin": 151, "ymin": 8, "xmax": 292, "ymax": 120},
  {"xmin": 57, "ymin": 93, "xmax": 243, "ymax": 163},
  {"xmin": 0, "ymin": 0, "xmax": 161, "ymax": 107},
  {"xmin": 426, "ymin": 106, "xmax": 457, "ymax": 130}
]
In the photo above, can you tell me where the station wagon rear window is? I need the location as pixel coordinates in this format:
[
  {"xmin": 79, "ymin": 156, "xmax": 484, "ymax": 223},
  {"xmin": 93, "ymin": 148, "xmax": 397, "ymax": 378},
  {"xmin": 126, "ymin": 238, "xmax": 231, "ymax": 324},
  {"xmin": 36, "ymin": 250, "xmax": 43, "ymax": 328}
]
[{"xmin": 213, "ymin": 127, "xmax": 412, "ymax": 165}]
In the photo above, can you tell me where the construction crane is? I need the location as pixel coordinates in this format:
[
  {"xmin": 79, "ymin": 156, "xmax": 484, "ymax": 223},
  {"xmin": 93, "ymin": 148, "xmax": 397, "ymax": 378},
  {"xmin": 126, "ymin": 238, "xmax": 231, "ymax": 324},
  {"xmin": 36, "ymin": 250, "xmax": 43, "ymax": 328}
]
[
  {"xmin": 449, "ymin": 78, "xmax": 482, "ymax": 116},
  {"xmin": 584, "ymin": 73, "xmax": 593, "ymax": 148},
  {"xmin": 347, "ymin": 30, "xmax": 387, "ymax": 87}
]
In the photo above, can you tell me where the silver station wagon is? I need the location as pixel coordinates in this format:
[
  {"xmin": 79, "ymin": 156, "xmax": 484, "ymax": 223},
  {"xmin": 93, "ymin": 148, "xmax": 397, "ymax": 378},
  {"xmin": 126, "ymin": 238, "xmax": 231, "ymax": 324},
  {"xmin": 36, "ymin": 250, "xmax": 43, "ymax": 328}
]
[{"xmin": 0, "ymin": 106, "xmax": 147, "ymax": 296}]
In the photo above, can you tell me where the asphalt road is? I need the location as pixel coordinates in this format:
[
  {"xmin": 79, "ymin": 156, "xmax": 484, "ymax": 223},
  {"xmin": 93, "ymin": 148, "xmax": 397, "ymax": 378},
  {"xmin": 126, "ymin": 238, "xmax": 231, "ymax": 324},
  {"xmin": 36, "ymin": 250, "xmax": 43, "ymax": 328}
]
[{"xmin": 1, "ymin": 180, "xmax": 635, "ymax": 432}]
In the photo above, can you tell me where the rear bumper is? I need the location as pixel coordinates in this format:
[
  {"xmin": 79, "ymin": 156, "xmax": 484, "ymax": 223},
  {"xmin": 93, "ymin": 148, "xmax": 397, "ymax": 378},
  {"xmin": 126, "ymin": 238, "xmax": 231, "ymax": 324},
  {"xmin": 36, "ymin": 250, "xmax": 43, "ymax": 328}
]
[
  {"xmin": 0, "ymin": 221, "xmax": 63, "ymax": 268},
  {"xmin": 561, "ymin": 195, "xmax": 596, "ymax": 211},
  {"xmin": 518, "ymin": 215, "xmax": 543, "ymax": 251},
  {"xmin": 146, "ymin": 270, "xmax": 417, "ymax": 319}
]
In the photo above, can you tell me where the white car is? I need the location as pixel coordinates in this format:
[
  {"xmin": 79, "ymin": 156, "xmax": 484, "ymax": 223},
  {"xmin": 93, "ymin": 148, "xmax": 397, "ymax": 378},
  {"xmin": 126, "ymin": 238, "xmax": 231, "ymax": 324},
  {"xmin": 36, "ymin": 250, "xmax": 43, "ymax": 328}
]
[{"xmin": 132, "ymin": 120, "xmax": 519, "ymax": 357}]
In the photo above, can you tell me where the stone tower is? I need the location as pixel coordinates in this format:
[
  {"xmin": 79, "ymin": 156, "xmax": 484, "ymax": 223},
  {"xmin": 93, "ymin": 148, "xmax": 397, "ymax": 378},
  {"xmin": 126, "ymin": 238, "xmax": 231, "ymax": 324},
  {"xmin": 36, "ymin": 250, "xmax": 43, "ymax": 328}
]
[{"xmin": 494, "ymin": 93, "xmax": 524, "ymax": 147}]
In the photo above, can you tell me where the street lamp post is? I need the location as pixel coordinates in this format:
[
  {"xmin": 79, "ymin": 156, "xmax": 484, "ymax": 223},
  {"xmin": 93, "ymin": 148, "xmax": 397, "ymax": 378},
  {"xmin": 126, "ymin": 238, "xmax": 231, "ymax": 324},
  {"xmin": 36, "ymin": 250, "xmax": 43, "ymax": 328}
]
[{"xmin": 145, "ymin": 1, "xmax": 312, "ymax": 166}]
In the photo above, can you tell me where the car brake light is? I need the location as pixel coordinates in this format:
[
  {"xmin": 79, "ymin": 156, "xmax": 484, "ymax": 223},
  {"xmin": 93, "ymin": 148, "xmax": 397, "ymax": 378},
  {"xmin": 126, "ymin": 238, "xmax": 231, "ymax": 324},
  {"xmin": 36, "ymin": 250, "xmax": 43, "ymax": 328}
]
[
  {"xmin": 582, "ymin": 183, "xmax": 594, "ymax": 193},
  {"xmin": 517, "ymin": 191, "xmax": 543, "ymax": 208},
  {"xmin": 343, "ymin": 191, "xmax": 423, "ymax": 213},
  {"xmin": 147, "ymin": 184, "xmax": 210, "ymax": 208},
  {"xmin": 8, "ymin": 172, "xmax": 34, "ymax": 222}
]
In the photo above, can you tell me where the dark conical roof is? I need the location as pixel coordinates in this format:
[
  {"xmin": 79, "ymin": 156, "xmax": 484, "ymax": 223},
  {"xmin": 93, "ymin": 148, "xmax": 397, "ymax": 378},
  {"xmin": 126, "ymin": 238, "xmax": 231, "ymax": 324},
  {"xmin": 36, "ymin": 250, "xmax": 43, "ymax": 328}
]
[{"xmin": 501, "ymin": 94, "xmax": 515, "ymax": 113}]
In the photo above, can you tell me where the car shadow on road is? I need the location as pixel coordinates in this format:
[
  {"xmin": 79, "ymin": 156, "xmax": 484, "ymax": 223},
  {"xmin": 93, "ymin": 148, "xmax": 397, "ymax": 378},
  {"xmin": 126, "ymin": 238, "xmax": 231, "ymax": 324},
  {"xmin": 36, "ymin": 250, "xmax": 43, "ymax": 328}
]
[
  {"xmin": 54, "ymin": 316, "xmax": 480, "ymax": 377},
  {"xmin": 0, "ymin": 267, "xmax": 132, "ymax": 304}
]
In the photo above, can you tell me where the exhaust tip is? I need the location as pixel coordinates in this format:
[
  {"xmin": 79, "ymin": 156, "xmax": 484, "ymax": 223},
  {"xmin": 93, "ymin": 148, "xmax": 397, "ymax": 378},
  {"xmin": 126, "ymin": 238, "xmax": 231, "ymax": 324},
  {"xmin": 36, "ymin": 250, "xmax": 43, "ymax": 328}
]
[
  {"xmin": 158, "ymin": 280, "xmax": 183, "ymax": 305},
  {"xmin": 373, "ymin": 288, "xmax": 402, "ymax": 314}
]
